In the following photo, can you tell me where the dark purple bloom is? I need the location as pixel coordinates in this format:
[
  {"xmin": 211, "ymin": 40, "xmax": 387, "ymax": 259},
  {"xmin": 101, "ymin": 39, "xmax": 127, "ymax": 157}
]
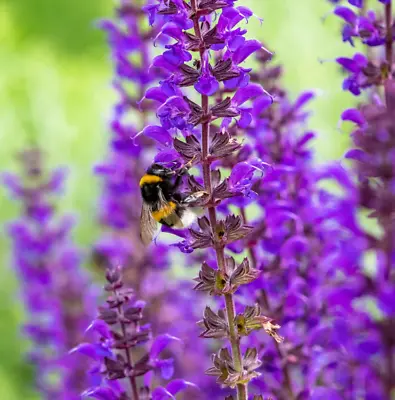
[
  {"xmin": 322, "ymin": 1, "xmax": 395, "ymax": 398},
  {"xmin": 95, "ymin": 0, "xmax": 220, "ymax": 396},
  {"xmin": 139, "ymin": 1, "xmax": 279, "ymax": 399},
  {"xmin": 73, "ymin": 265, "xmax": 197, "ymax": 399}
]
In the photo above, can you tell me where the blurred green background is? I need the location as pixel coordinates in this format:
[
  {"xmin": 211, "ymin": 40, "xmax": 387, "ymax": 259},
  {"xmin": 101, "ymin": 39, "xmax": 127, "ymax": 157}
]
[{"xmin": 0, "ymin": 0, "xmax": 356, "ymax": 398}]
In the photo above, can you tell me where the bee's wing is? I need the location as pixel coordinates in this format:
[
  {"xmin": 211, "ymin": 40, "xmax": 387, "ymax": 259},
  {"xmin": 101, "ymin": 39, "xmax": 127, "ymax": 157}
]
[
  {"xmin": 157, "ymin": 189, "xmax": 184, "ymax": 228},
  {"xmin": 140, "ymin": 202, "xmax": 158, "ymax": 245}
]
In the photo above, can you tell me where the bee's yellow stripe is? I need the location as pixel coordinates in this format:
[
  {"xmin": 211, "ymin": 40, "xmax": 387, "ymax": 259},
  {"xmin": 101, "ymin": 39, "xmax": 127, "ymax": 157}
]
[
  {"xmin": 152, "ymin": 201, "xmax": 176, "ymax": 222},
  {"xmin": 139, "ymin": 174, "xmax": 163, "ymax": 187}
]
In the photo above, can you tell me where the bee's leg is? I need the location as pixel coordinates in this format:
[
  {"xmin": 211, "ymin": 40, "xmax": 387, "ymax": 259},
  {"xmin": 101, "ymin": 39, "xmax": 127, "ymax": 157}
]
[
  {"xmin": 172, "ymin": 192, "xmax": 188, "ymax": 203},
  {"xmin": 171, "ymin": 170, "xmax": 188, "ymax": 192}
]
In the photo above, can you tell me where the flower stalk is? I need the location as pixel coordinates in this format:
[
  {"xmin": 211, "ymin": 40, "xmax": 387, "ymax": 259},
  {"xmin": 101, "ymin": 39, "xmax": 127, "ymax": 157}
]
[
  {"xmin": 138, "ymin": 0, "xmax": 283, "ymax": 398},
  {"xmin": 190, "ymin": 1, "xmax": 246, "ymax": 397}
]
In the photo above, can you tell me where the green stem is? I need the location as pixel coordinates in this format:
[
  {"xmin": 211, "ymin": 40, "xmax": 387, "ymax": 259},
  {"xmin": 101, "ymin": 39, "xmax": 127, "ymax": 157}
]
[
  {"xmin": 190, "ymin": 1, "xmax": 247, "ymax": 398},
  {"xmin": 240, "ymin": 208, "xmax": 296, "ymax": 400}
]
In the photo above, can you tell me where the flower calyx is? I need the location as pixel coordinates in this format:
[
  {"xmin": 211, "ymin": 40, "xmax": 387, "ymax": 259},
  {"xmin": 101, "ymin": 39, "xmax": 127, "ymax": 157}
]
[
  {"xmin": 214, "ymin": 215, "xmax": 253, "ymax": 245},
  {"xmin": 209, "ymin": 131, "xmax": 242, "ymax": 159},
  {"xmin": 189, "ymin": 214, "xmax": 252, "ymax": 249},
  {"xmin": 183, "ymin": 96, "xmax": 205, "ymax": 126},
  {"xmin": 211, "ymin": 58, "xmax": 241, "ymax": 83},
  {"xmin": 173, "ymin": 135, "xmax": 202, "ymax": 161},
  {"xmin": 211, "ymin": 97, "xmax": 239, "ymax": 118},
  {"xmin": 189, "ymin": 0, "xmax": 231, "ymax": 20},
  {"xmin": 235, "ymin": 304, "xmax": 283, "ymax": 343},
  {"xmin": 193, "ymin": 257, "xmax": 260, "ymax": 295},
  {"xmin": 198, "ymin": 306, "xmax": 228, "ymax": 339},
  {"xmin": 205, "ymin": 347, "xmax": 262, "ymax": 388}
]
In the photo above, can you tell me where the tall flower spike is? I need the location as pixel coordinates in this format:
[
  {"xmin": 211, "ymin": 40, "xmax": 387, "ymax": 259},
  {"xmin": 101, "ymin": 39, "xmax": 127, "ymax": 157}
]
[
  {"xmin": 2, "ymin": 148, "xmax": 95, "ymax": 400},
  {"xmin": 140, "ymin": 1, "xmax": 276, "ymax": 399},
  {"xmin": 96, "ymin": 0, "xmax": 223, "ymax": 393},
  {"xmin": 323, "ymin": 1, "xmax": 395, "ymax": 398},
  {"xmin": 73, "ymin": 265, "xmax": 197, "ymax": 399}
]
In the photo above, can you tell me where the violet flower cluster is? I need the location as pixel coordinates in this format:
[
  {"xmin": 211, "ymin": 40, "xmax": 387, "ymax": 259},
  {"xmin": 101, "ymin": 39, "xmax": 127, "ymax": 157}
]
[
  {"xmin": 232, "ymin": 59, "xmax": 336, "ymax": 399},
  {"xmin": 137, "ymin": 1, "xmax": 284, "ymax": 399},
  {"xmin": 94, "ymin": 0, "xmax": 168, "ymax": 270},
  {"xmin": 73, "ymin": 265, "xmax": 196, "ymax": 399},
  {"xmin": 4, "ymin": 1, "xmax": 395, "ymax": 399},
  {"xmin": 3, "ymin": 148, "xmax": 95, "ymax": 400},
  {"xmin": 94, "ymin": 0, "xmax": 214, "ymax": 396},
  {"xmin": 320, "ymin": 0, "xmax": 395, "ymax": 398},
  {"xmin": 332, "ymin": 0, "xmax": 394, "ymax": 94}
]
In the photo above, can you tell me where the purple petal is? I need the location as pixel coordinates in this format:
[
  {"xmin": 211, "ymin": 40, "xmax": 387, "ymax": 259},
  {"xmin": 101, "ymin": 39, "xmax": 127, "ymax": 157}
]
[
  {"xmin": 252, "ymin": 95, "xmax": 272, "ymax": 117},
  {"xmin": 142, "ymin": 87, "xmax": 168, "ymax": 104},
  {"xmin": 238, "ymin": 109, "xmax": 252, "ymax": 128},
  {"xmin": 150, "ymin": 334, "xmax": 181, "ymax": 359},
  {"xmin": 155, "ymin": 358, "xmax": 175, "ymax": 380},
  {"xmin": 233, "ymin": 39, "xmax": 262, "ymax": 64},
  {"xmin": 336, "ymin": 57, "xmax": 359, "ymax": 73},
  {"xmin": 143, "ymin": 4, "xmax": 159, "ymax": 26},
  {"xmin": 344, "ymin": 148, "xmax": 368, "ymax": 162},
  {"xmin": 296, "ymin": 132, "xmax": 315, "ymax": 148},
  {"xmin": 154, "ymin": 149, "xmax": 182, "ymax": 164},
  {"xmin": 70, "ymin": 343, "xmax": 113, "ymax": 360},
  {"xmin": 194, "ymin": 74, "xmax": 219, "ymax": 96},
  {"xmin": 293, "ymin": 91, "xmax": 315, "ymax": 110},
  {"xmin": 82, "ymin": 387, "xmax": 119, "ymax": 400},
  {"xmin": 152, "ymin": 387, "xmax": 175, "ymax": 400},
  {"xmin": 353, "ymin": 53, "xmax": 368, "ymax": 67},
  {"xmin": 357, "ymin": 340, "xmax": 381, "ymax": 356},
  {"xmin": 311, "ymin": 388, "xmax": 343, "ymax": 400},
  {"xmin": 348, "ymin": 0, "xmax": 363, "ymax": 7},
  {"xmin": 236, "ymin": 6, "xmax": 254, "ymax": 19},
  {"xmin": 232, "ymin": 84, "xmax": 267, "ymax": 106},
  {"xmin": 2, "ymin": 173, "xmax": 24, "ymax": 197},
  {"xmin": 160, "ymin": 23, "xmax": 184, "ymax": 41},
  {"xmin": 378, "ymin": 285, "xmax": 395, "ymax": 316},
  {"xmin": 228, "ymin": 35, "xmax": 245, "ymax": 51},
  {"xmin": 230, "ymin": 162, "xmax": 254, "ymax": 184},
  {"xmin": 152, "ymin": 55, "xmax": 179, "ymax": 72},
  {"xmin": 341, "ymin": 108, "xmax": 365, "ymax": 126},
  {"xmin": 334, "ymin": 6, "xmax": 357, "ymax": 24},
  {"xmin": 85, "ymin": 319, "xmax": 111, "ymax": 338},
  {"xmin": 166, "ymin": 380, "xmax": 198, "ymax": 395},
  {"xmin": 280, "ymin": 236, "xmax": 310, "ymax": 261},
  {"xmin": 136, "ymin": 126, "xmax": 173, "ymax": 147}
]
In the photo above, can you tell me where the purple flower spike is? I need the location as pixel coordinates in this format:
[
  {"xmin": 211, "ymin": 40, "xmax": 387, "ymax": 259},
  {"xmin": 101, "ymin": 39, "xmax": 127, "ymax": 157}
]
[
  {"xmin": 322, "ymin": 1, "xmax": 395, "ymax": 398},
  {"xmin": 3, "ymin": 148, "xmax": 95, "ymax": 399},
  {"xmin": 141, "ymin": 0, "xmax": 281, "ymax": 398},
  {"xmin": 77, "ymin": 265, "xmax": 191, "ymax": 399},
  {"xmin": 94, "ymin": 0, "xmax": 216, "ymax": 397}
]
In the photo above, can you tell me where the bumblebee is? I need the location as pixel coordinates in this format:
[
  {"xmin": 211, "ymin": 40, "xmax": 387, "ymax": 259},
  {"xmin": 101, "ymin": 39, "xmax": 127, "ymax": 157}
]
[{"xmin": 139, "ymin": 163, "xmax": 202, "ymax": 245}]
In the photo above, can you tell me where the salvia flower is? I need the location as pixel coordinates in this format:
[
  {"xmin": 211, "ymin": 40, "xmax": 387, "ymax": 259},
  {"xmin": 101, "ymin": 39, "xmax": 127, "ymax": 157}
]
[
  {"xmin": 230, "ymin": 58, "xmax": 337, "ymax": 399},
  {"xmin": 3, "ymin": 148, "xmax": 95, "ymax": 399},
  {"xmin": 73, "ymin": 265, "xmax": 197, "ymax": 399},
  {"xmin": 322, "ymin": 1, "xmax": 395, "ymax": 398},
  {"xmin": 138, "ymin": 1, "xmax": 279, "ymax": 399},
  {"xmin": 96, "ymin": 0, "xmax": 223, "ymax": 395},
  {"xmin": 330, "ymin": 0, "xmax": 395, "ymax": 94}
]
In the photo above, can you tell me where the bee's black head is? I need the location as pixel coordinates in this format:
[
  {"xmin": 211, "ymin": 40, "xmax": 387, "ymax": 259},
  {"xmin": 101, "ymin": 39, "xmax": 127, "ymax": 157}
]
[{"xmin": 147, "ymin": 163, "xmax": 174, "ymax": 178}]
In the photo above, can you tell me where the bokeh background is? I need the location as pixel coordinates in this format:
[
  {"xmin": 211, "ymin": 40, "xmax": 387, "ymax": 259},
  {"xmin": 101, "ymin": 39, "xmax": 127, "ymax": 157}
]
[{"xmin": 0, "ymin": 0, "xmax": 357, "ymax": 398}]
